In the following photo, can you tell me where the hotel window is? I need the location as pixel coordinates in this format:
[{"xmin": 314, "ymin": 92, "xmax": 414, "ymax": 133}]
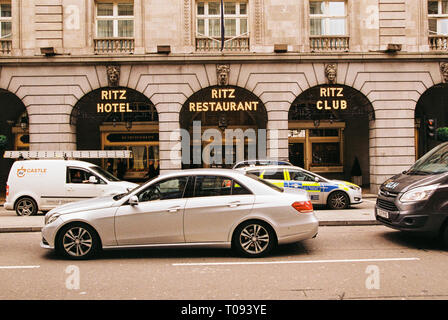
[
  {"xmin": 0, "ymin": 3, "xmax": 11, "ymax": 39},
  {"xmin": 309, "ymin": 1, "xmax": 346, "ymax": 36},
  {"xmin": 428, "ymin": 0, "xmax": 448, "ymax": 35},
  {"xmin": 96, "ymin": 2, "xmax": 134, "ymax": 38},
  {"xmin": 196, "ymin": 1, "xmax": 249, "ymax": 51}
]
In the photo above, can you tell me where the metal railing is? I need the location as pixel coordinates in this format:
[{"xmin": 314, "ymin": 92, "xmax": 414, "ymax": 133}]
[
  {"xmin": 310, "ymin": 35, "xmax": 349, "ymax": 52},
  {"xmin": 94, "ymin": 38, "xmax": 135, "ymax": 54},
  {"xmin": 429, "ymin": 35, "xmax": 448, "ymax": 51},
  {"xmin": 0, "ymin": 39, "xmax": 11, "ymax": 55},
  {"xmin": 195, "ymin": 34, "xmax": 250, "ymax": 52}
]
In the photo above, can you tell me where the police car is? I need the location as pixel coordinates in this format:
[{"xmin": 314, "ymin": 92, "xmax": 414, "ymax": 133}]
[{"xmin": 239, "ymin": 165, "xmax": 363, "ymax": 209}]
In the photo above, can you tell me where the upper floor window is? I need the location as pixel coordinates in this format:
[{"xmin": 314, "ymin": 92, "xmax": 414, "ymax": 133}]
[
  {"xmin": 195, "ymin": 1, "xmax": 249, "ymax": 51},
  {"xmin": 309, "ymin": 0, "xmax": 346, "ymax": 36},
  {"xmin": 0, "ymin": 2, "xmax": 11, "ymax": 39},
  {"xmin": 96, "ymin": 1, "xmax": 134, "ymax": 38},
  {"xmin": 428, "ymin": 0, "xmax": 448, "ymax": 35}
]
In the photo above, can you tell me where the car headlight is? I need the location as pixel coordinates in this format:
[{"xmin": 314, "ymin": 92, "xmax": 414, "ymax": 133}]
[
  {"xmin": 399, "ymin": 185, "xmax": 439, "ymax": 203},
  {"xmin": 46, "ymin": 213, "xmax": 61, "ymax": 225},
  {"xmin": 348, "ymin": 185, "xmax": 360, "ymax": 191}
]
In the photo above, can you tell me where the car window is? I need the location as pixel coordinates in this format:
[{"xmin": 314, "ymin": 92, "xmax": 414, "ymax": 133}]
[
  {"xmin": 232, "ymin": 180, "xmax": 252, "ymax": 195},
  {"xmin": 289, "ymin": 170, "xmax": 315, "ymax": 182},
  {"xmin": 67, "ymin": 168, "xmax": 105, "ymax": 184},
  {"xmin": 262, "ymin": 170, "xmax": 284, "ymax": 180},
  {"xmin": 194, "ymin": 176, "xmax": 233, "ymax": 197},
  {"xmin": 137, "ymin": 176, "xmax": 189, "ymax": 202}
]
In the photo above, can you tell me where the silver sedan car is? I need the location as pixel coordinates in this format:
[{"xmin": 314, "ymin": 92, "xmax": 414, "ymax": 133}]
[{"xmin": 41, "ymin": 169, "xmax": 318, "ymax": 259}]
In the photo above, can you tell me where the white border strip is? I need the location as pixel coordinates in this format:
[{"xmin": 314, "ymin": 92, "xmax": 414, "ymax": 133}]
[
  {"xmin": 0, "ymin": 265, "xmax": 40, "ymax": 270},
  {"xmin": 172, "ymin": 257, "xmax": 420, "ymax": 267}
]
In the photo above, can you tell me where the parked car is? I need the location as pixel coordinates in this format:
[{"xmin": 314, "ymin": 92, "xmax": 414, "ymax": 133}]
[
  {"xmin": 4, "ymin": 159, "xmax": 138, "ymax": 216},
  {"xmin": 375, "ymin": 142, "xmax": 448, "ymax": 247},
  {"xmin": 238, "ymin": 165, "xmax": 362, "ymax": 209},
  {"xmin": 232, "ymin": 159, "xmax": 293, "ymax": 169},
  {"xmin": 41, "ymin": 168, "xmax": 318, "ymax": 259}
]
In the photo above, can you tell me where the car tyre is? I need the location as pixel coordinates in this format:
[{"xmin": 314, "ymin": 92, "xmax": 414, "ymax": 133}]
[
  {"xmin": 56, "ymin": 223, "xmax": 100, "ymax": 260},
  {"xmin": 327, "ymin": 191, "xmax": 350, "ymax": 210},
  {"xmin": 15, "ymin": 197, "xmax": 38, "ymax": 216},
  {"xmin": 232, "ymin": 220, "xmax": 276, "ymax": 258}
]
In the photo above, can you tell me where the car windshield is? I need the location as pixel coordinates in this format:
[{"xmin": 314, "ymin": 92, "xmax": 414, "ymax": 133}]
[
  {"xmin": 407, "ymin": 142, "xmax": 448, "ymax": 175},
  {"xmin": 245, "ymin": 173, "xmax": 283, "ymax": 192},
  {"xmin": 90, "ymin": 166, "xmax": 120, "ymax": 182}
]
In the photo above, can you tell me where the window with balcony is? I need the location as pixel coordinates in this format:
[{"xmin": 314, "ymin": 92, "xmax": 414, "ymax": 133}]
[
  {"xmin": 0, "ymin": 2, "xmax": 11, "ymax": 55},
  {"xmin": 95, "ymin": 1, "xmax": 134, "ymax": 54},
  {"xmin": 428, "ymin": 0, "xmax": 448, "ymax": 50},
  {"xmin": 309, "ymin": 0, "xmax": 349, "ymax": 52},
  {"xmin": 196, "ymin": 1, "xmax": 249, "ymax": 52}
]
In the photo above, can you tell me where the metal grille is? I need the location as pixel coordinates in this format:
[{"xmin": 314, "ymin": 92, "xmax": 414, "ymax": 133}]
[{"xmin": 377, "ymin": 199, "xmax": 398, "ymax": 212}]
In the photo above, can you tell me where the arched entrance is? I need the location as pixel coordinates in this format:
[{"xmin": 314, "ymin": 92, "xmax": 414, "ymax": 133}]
[
  {"xmin": 0, "ymin": 89, "xmax": 28, "ymax": 188},
  {"xmin": 71, "ymin": 87, "xmax": 158, "ymax": 181},
  {"xmin": 180, "ymin": 85, "xmax": 267, "ymax": 168},
  {"xmin": 288, "ymin": 84, "xmax": 375, "ymax": 186},
  {"xmin": 415, "ymin": 83, "xmax": 448, "ymax": 159}
]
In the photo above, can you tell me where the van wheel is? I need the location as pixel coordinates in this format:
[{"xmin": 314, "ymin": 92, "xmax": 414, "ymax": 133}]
[
  {"xmin": 15, "ymin": 197, "xmax": 38, "ymax": 216},
  {"xmin": 327, "ymin": 191, "xmax": 349, "ymax": 210}
]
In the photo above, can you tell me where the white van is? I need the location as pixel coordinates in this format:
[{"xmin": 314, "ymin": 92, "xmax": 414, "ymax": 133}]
[{"xmin": 4, "ymin": 159, "xmax": 139, "ymax": 216}]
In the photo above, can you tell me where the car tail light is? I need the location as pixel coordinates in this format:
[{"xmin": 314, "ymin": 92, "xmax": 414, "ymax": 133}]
[
  {"xmin": 5, "ymin": 185, "xmax": 8, "ymax": 197},
  {"xmin": 292, "ymin": 201, "xmax": 313, "ymax": 213}
]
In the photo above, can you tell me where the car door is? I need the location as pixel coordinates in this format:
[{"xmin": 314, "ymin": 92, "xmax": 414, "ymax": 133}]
[
  {"xmin": 183, "ymin": 175, "xmax": 255, "ymax": 243},
  {"xmin": 114, "ymin": 176, "xmax": 190, "ymax": 246},
  {"xmin": 65, "ymin": 167, "xmax": 108, "ymax": 203},
  {"xmin": 286, "ymin": 169, "xmax": 323, "ymax": 204}
]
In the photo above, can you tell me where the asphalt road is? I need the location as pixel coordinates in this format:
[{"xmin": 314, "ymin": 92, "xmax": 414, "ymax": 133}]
[{"xmin": 1, "ymin": 225, "xmax": 447, "ymax": 301}]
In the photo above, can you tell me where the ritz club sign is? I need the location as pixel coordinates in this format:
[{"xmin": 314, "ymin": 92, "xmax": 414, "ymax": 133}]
[
  {"xmin": 187, "ymin": 87, "xmax": 260, "ymax": 113},
  {"xmin": 96, "ymin": 89, "xmax": 132, "ymax": 113},
  {"xmin": 316, "ymin": 86, "xmax": 348, "ymax": 111}
]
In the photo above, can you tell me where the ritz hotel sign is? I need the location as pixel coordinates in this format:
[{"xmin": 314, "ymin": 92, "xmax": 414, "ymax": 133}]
[{"xmin": 96, "ymin": 89, "xmax": 132, "ymax": 113}]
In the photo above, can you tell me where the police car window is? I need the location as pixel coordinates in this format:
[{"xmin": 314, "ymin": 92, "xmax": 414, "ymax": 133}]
[
  {"xmin": 289, "ymin": 170, "xmax": 314, "ymax": 182},
  {"xmin": 138, "ymin": 176, "xmax": 189, "ymax": 202},
  {"xmin": 262, "ymin": 170, "xmax": 284, "ymax": 180},
  {"xmin": 194, "ymin": 176, "xmax": 232, "ymax": 197}
]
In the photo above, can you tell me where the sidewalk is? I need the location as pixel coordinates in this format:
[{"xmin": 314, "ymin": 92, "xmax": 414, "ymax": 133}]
[{"xmin": 0, "ymin": 193, "xmax": 379, "ymax": 233}]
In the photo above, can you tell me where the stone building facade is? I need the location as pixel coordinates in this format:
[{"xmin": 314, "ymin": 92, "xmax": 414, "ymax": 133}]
[{"xmin": 1, "ymin": 0, "xmax": 447, "ymax": 193}]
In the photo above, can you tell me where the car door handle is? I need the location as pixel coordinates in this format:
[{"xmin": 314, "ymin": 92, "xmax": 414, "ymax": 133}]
[
  {"xmin": 67, "ymin": 187, "xmax": 74, "ymax": 192},
  {"xmin": 227, "ymin": 201, "xmax": 240, "ymax": 208},
  {"xmin": 167, "ymin": 206, "xmax": 182, "ymax": 213}
]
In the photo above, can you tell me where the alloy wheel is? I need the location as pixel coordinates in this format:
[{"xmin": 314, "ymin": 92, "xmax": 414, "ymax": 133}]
[
  {"xmin": 239, "ymin": 223, "xmax": 270, "ymax": 255},
  {"xmin": 62, "ymin": 226, "xmax": 94, "ymax": 258},
  {"xmin": 329, "ymin": 192, "xmax": 349, "ymax": 209},
  {"xmin": 15, "ymin": 198, "xmax": 37, "ymax": 216}
]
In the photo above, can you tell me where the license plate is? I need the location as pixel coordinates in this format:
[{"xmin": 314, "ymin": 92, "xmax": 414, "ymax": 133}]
[{"xmin": 377, "ymin": 208, "xmax": 389, "ymax": 219}]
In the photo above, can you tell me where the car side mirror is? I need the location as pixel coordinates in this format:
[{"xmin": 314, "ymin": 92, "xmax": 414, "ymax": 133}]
[
  {"xmin": 129, "ymin": 195, "xmax": 139, "ymax": 206},
  {"xmin": 88, "ymin": 176, "xmax": 98, "ymax": 184}
]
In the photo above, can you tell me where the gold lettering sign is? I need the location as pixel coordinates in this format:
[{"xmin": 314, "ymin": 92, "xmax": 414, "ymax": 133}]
[
  {"xmin": 97, "ymin": 89, "xmax": 132, "ymax": 113},
  {"xmin": 188, "ymin": 88, "xmax": 260, "ymax": 112},
  {"xmin": 316, "ymin": 87, "xmax": 347, "ymax": 110}
]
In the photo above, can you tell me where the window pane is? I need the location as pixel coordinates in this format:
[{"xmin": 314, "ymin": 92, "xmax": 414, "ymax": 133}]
[
  {"xmin": 443, "ymin": 0, "xmax": 448, "ymax": 14},
  {"xmin": 1, "ymin": 4, "xmax": 11, "ymax": 18},
  {"xmin": 118, "ymin": 4, "xmax": 133, "ymax": 16},
  {"xmin": 240, "ymin": 3, "xmax": 247, "ymax": 14},
  {"xmin": 197, "ymin": 2, "xmax": 205, "ymax": 15},
  {"xmin": 309, "ymin": 129, "xmax": 339, "ymax": 137},
  {"xmin": 209, "ymin": 18, "xmax": 220, "ymax": 36},
  {"xmin": 312, "ymin": 143, "xmax": 340, "ymax": 165},
  {"xmin": 440, "ymin": 18, "xmax": 448, "ymax": 34},
  {"xmin": 224, "ymin": 18, "xmax": 236, "ymax": 36},
  {"xmin": 262, "ymin": 170, "xmax": 284, "ymax": 180},
  {"xmin": 225, "ymin": 2, "xmax": 236, "ymax": 14},
  {"xmin": 310, "ymin": 1, "xmax": 324, "ymax": 14},
  {"xmin": 289, "ymin": 170, "xmax": 315, "ymax": 182},
  {"xmin": 240, "ymin": 18, "xmax": 248, "ymax": 34},
  {"xmin": 310, "ymin": 18, "xmax": 323, "ymax": 35},
  {"xmin": 118, "ymin": 20, "xmax": 134, "ymax": 37},
  {"xmin": 1, "ymin": 21, "xmax": 11, "ymax": 38},
  {"xmin": 328, "ymin": 1, "xmax": 345, "ymax": 15},
  {"xmin": 197, "ymin": 19, "xmax": 205, "ymax": 34},
  {"xmin": 428, "ymin": 1, "xmax": 439, "ymax": 14},
  {"xmin": 232, "ymin": 180, "xmax": 252, "ymax": 195},
  {"xmin": 97, "ymin": 3, "xmax": 113, "ymax": 16},
  {"xmin": 328, "ymin": 18, "xmax": 346, "ymax": 35},
  {"xmin": 208, "ymin": 2, "xmax": 220, "ymax": 15},
  {"xmin": 138, "ymin": 177, "xmax": 189, "ymax": 201},
  {"xmin": 97, "ymin": 20, "xmax": 113, "ymax": 37},
  {"xmin": 194, "ymin": 176, "xmax": 232, "ymax": 197},
  {"xmin": 429, "ymin": 18, "xmax": 437, "ymax": 33}
]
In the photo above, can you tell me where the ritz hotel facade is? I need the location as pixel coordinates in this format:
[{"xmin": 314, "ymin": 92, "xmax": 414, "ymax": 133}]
[{"xmin": 0, "ymin": 0, "xmax": 448, "ymax": 193}]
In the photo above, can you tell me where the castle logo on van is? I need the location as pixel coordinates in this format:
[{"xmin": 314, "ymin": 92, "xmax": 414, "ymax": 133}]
[{"xmin": 17, "ymin": 167, "xmax": 47, "ymax": 178}]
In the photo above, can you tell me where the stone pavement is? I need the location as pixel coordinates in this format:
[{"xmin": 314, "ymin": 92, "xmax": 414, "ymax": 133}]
[{"xmin": 0, "ymin": 193, "xmax": 379, "ymax": 233}]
